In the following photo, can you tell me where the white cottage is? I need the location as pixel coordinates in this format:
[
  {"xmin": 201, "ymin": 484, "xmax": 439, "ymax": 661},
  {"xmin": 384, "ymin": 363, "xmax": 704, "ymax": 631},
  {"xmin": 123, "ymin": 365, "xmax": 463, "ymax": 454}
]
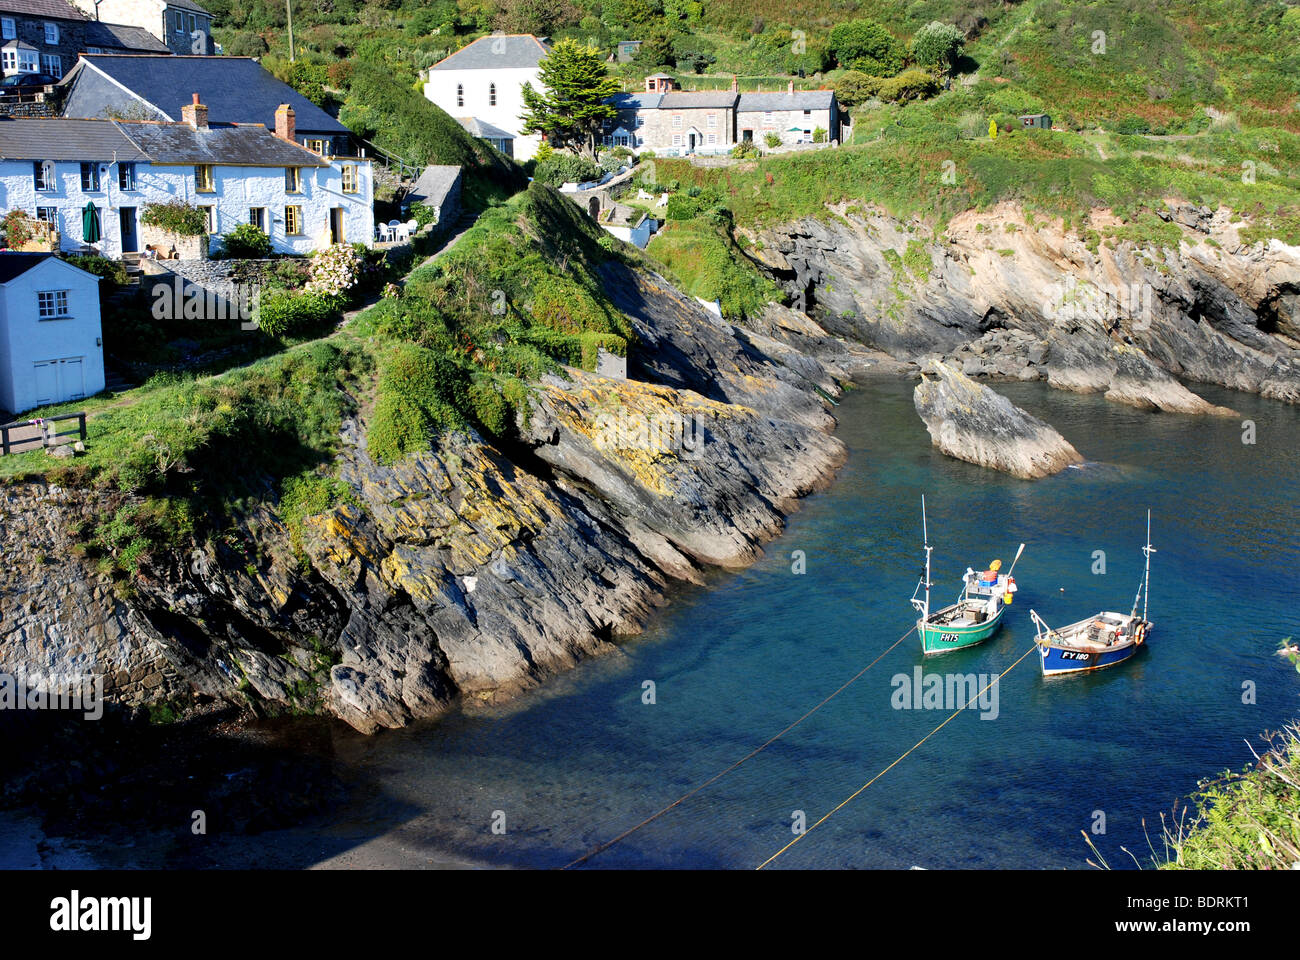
[
  {"xmin": 423, "ymin": 33, "xmax": 549, "ymax": 161},
  {"xmin": 0, "ymin": 98, "xmax": 374, "ymax": 258},
  {"xmin": 0, "ymin": 252, "xmax": 103, "ymax": 414}
]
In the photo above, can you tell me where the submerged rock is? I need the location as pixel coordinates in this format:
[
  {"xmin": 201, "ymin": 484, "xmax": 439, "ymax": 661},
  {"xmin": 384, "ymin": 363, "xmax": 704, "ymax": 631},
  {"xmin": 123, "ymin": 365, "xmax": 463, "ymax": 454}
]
[{"xmin": 913, "ymin": 360, "xmax": 1083, "ymax": 479}]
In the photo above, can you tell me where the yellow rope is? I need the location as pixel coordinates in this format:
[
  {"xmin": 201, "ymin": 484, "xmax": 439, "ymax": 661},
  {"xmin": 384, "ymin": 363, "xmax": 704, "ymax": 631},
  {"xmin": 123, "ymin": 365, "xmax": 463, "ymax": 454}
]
[
  {"xmin": 755, "ymin": 641, "xmax": 1041, "ymax": 870},
  {"xmin": 561, "ymin": 625, "xmax": 917, "ymax": 869}
]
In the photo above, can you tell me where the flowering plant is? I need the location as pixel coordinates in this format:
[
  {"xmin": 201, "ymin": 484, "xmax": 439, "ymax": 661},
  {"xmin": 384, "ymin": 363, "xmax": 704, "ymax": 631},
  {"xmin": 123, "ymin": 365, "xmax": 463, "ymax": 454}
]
[{"xmin": 306, "ymin": 243, "xmax": 365, "ymax": 297}]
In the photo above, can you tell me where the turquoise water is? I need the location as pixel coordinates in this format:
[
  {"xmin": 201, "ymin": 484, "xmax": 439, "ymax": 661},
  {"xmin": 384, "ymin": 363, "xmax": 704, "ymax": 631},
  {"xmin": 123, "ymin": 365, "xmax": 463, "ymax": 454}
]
[{"xmin": 322, "ymin": 377, "xmax": 1300, "ymax": 869}]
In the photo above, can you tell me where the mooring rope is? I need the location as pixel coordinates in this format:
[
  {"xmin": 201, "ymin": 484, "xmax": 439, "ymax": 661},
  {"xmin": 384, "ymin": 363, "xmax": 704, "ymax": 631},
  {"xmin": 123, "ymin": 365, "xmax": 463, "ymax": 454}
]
[
  {"xmin": 560, "ymin": 625, "xmax": 917, "ymax": 869},
  {"xmin": 755, "ymin": 640, "xmax": 1042, "ymax": 869}
]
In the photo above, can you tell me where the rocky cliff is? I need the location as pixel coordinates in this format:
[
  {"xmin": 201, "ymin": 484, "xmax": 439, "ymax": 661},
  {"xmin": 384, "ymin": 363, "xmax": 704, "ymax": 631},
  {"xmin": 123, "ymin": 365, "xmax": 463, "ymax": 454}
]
[
  {"xmin": 746, "ymin": 201, "xmax": 1300, "ymax": 410},
  {"xmin": 1, "ymin": 263, "xmax": 877, "ymax": 734}
]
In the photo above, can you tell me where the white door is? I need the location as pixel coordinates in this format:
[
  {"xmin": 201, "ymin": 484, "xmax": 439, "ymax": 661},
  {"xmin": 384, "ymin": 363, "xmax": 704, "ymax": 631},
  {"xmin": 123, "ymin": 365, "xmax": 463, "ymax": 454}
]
[
  {"xmin": 33, "ymin": 361, "xmax": 57, "ymax": 406},
  {"xmin": 32, "ymin": 357, "xmax": 85, "ymax": 406}
]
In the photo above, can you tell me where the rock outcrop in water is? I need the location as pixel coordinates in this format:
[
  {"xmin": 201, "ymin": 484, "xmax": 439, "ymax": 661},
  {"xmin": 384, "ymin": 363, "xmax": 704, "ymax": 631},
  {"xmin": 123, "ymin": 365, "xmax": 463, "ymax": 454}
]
[
  {"xmin": 747, "ymin": 201, "xmax": 1300, "ymax": 408},
  {"xmin": 913, "ymin": 360, "xmax": 1084, "ymax": 479}
]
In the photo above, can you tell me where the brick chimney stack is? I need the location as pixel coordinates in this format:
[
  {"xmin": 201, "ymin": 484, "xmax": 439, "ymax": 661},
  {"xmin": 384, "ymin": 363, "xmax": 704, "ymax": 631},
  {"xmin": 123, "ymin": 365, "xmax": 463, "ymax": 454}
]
[
  {"xmin": 275, "ymin": 103, "xmax": 296, "ymax": 143},
  {"xmin": 181, "ymin": 93, "xmax": 208, "ymax": 131},
  {"xmin": 730, "ymin": 75, "xmax": 738, "ymax": 92},
  {"xmin": 788, "ymin": 80, "xmax": 794, "ymax": 94}
]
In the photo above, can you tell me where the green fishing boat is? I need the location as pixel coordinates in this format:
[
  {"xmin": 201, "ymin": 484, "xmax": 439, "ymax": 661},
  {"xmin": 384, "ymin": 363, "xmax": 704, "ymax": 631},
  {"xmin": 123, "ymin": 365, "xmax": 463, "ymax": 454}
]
[{"xmin": 910, "ymin": 496, "xmax": 1024, "ymax": 655}]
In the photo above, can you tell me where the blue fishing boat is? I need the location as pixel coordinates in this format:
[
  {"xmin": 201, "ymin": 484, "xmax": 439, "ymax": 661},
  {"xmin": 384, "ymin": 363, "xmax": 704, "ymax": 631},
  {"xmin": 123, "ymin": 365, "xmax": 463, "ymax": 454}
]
[{"xmin": 1030, "ymin": 513, "xmax": 1155, "ymax": 678}]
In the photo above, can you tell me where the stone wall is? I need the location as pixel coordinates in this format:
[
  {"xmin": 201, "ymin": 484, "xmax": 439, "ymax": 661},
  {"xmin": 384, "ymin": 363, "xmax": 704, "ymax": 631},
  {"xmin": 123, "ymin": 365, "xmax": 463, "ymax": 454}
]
[
  {"xmin": 139, "ymin": 223, "xmax": 206, "ymax": 260},
  {"xmin": 0, "ymin": 100, "xmax": 57, "ymax": 119}
]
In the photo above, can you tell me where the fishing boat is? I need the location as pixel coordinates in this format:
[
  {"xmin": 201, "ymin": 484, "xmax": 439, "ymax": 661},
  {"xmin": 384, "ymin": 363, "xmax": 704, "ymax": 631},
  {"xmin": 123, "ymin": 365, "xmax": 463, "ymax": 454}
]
[
  {"xmin": 911, "ymin": 496, "xmax": 1023, "ymax": 655},
  {"xmin": 1030, "ymin": 512, "xmax": 1155, "ymax": 678}
]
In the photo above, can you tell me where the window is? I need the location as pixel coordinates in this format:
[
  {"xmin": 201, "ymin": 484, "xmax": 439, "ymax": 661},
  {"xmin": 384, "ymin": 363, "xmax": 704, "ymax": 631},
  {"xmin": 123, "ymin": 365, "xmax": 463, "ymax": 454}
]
[
  {"xmin": 707, "ymin": 113, "xmax": 717, "ymax": 128},
  {"xmin": 284, "ymin": 167, "xmax": 301, "ymax": 193},
  {"xmin": 248, "ymin": 207, "xmax": 266, "ymax": 231},
  {"xmin": 86, "ymin": 46, "xmax": 104, "ymax": 54},
  {"xmin": 763, "ymin": 111, "xmax": 775, "ymax": 127},
  {"xmin": 173, "ymin": 11, "xmax": 184, "ymax": 33},
  {"xmin": 118, "ymin": 162, "xmax": 136, "ymax": 190},
  {"xmin": 80, "ymin": 163, "xmax": 100, "ymax": 192},
  {"xmin": 306, "ymin": 139, "xmax": 326, "ymax": 155},
  {"xmin": 197, "ymin": 205, "xmax": 214, "ymax": 233},
  {"xmin": 187, "ymin": 13, "xmax": 197, "ymax": 31},
  {"xmin": 803, "ymin": 109, "xmax": 812, "ymax": 118},
  {"xmin": 35, "ymin": 207, "xmax": 56, "ymax": 223},
  {"xmin": 4, "ymin": 47, "xmax": 38, "ymax": 73},
  {"xmin": 671, "ymin": 134, "xmax": 682, "ymax": 147},
  {"xmin": 634, "ymin": 116, "xmax": 644, "ymax": 128},
  {"xmin": 802, "ymin": 129, "xmax": 812, "ymax": 142},
  {"xmin": 456, "ymin": 83, "xmax": 463, "ymax": 108},
  {"xmin": 341, "ymin": 165, "xmax": 358, "ymax": 193},
  {"xmin": 1, "ymin": 17, "xmax": 14, "ymax": 40},
  {"xmin": 37, "ymin": 290, "xmax": 69, "ymax": 320},
  {"xmin": 33, "ymin": 160, "xmax": 55, "ymax": 192},
  {"xmin": 41, "ymin": 54, "xmax": 60, "ymax": 78},
  {"xmin": 194, "ymin": 164, "xmax": 214, "ymax": 192},
  {"xmin": 284, "ymin": 205, "xmax": 302, "ymax": 235},
  {"xmin": 672, "ymin": 114, "xmax": 682, "ymax": 129},
  {"xmin": 44, "ymin": 22, "xmax": 58, "ymax": 45},
  {"xmin": 706, "ymin": 133, "xmax": 716, "ymax": 144},
  {"xmin": 488, "ymin": 82, "xmax": 496, "ymax": 107}
]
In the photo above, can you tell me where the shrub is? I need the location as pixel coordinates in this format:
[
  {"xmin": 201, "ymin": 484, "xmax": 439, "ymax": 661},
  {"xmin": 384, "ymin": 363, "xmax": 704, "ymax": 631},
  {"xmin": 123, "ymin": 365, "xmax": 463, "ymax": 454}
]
[
  {"xmin": 834, "ymin": 70, "xmax": 882, "ymax": 108},
  {"xmin": 60, "ymin": 253, "xmax": 129, "ymax": 286},
  {"xmin": 533, "ymin": 151, "xmax": 602, "ymax": 187},
  {"xmin": 141, "ymin": 201, "xmax": 207, "ymax": 236},
  {"xmin": 731, "ymin": 140, "xmax": 760, "ymax": 159},
  {"xmin": 829, "ymin": 19, "xmax": 905, "ymax": 76},
  {"xmin": 367, "ymin": 343, "xmax": 467, "ymax": 462},
  {"xmin": 764, "ymin": 132, "xmax": 783, "ymax": 149},
  {"xmin": 306, "ymin": 243, "xmax": 366, "ymax": 297},
  {"xmin": 256, "ymin": 289, "xmax": 342, "ymax": 339},
  {"xmin": 1, "ymin": 209, "xmax": 36, "ymax": 248},
  {"xmin": 878, "ymin": 69, "xmax": 940, "ymax": 103},
  {"xmin": 222, "ymin": 223, "xmax": 273, "ymax": 259},
  {"xmin": 410, "ymin": 202, "xmax": 438, "ymax": 228}
]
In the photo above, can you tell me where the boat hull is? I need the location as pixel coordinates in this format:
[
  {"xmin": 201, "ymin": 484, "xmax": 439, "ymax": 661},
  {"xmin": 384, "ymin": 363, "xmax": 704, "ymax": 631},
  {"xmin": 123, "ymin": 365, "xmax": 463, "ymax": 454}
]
[
  {"xmin": 1038, "ymin": 639, "xmax": 1141, "ymax": 676},
  {"xmin": 919, "ymin": 604, "xmax": 1006, "ymax": 655}
]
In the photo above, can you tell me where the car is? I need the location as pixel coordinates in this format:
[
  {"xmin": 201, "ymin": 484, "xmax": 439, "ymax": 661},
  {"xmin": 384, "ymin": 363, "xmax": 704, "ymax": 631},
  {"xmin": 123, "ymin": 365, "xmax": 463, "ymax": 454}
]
[{"xmin": 0, "ymin": 73, "xmax": 60, "ymax": 88}]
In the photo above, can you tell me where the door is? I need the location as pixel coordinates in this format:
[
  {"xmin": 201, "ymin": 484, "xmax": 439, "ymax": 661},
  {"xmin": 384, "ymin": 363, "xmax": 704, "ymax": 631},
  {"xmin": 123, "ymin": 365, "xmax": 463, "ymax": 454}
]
[
  {"xmin": 742, "ymin": 129, "xmax": 753, "ymax": 143},
  {"xmin": 119, "ymin": 207, "xmax": 138, "ymax": 253},
  {"xmin": 688, "ymin": 133, "xmax": 696, "ymax": 152},
  {"xmin": 31, "ymin": 357, "xmax": 84, "ymax": 406},
  {"xmin": 33, "ymin": 361, "xmax": 57, "ymax": 407},
  {"xmin": 330, "ymin": 207, "xmax": 344, "ymax": 245}
]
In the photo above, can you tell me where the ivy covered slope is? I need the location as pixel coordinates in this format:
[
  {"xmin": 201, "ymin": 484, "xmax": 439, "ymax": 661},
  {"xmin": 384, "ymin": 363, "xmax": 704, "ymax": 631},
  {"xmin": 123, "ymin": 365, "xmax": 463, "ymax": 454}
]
[{"xmin": 2, "ymin": 178, "xmax": 875, "ymax": 732}]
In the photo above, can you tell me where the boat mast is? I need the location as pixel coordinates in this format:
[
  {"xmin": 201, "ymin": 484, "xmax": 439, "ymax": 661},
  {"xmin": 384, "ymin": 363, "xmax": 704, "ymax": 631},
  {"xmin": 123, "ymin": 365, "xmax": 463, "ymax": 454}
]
[
  {"xmin": 1131, "ymin": 510, "xmax": 1156, "ymax": 620},
  {"xmin": 921, "ymin": 495, "xmax": 932, "ymax": 622}
]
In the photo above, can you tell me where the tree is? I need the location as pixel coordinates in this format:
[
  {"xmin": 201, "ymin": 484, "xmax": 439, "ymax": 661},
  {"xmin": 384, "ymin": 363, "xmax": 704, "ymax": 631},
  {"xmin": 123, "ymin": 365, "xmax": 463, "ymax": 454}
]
[
  {"xmin": 520, "ymin": 39, "xmax": 621, "ymax": 159},
  {"xmin": 833, "ymin": 69, "xmax": 880, "ymax": 108},
  {"xmin": 828, "ymin": 19, "xmax": 904, "ymax": 76},
  {"xmin": 911, "ymin": 21, "xmax": 965, "ymax": 79}
]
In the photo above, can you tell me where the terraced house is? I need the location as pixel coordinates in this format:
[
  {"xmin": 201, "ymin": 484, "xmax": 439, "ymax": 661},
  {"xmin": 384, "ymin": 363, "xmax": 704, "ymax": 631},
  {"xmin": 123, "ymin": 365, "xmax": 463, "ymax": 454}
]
[
  {"xmin": 0, "ymin": 96, "xmax": 373, "ymax": 258},
  {"xmin": 64, "ymin": 0, "xmax": 211, "ymax": 55},
  {"xmin": 0, "ymin": 0, "xmax": 165, "ymax": 83},
  {"xmin": 606, "ymin": 75, "xmax": 840, "ymax": 155}
]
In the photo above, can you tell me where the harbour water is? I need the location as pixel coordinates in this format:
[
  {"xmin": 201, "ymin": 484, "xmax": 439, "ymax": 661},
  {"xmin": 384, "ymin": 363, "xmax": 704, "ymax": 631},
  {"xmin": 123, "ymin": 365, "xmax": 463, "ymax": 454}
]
[{"xmin": 291, "ymin": 376, "xmax": 1300, "ymax": 869}]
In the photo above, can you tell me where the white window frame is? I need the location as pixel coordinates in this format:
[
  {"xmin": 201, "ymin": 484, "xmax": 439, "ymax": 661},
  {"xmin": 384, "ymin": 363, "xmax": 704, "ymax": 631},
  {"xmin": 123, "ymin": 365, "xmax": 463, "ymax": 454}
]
[
  {"xmin": 35, "ymin": 206, "xmax": 56, "ymax": 223},
  {"xmin": 197, "ymin": 205, "xmax": 215, "ymax": 233},
  {"xmin": 86, "ymin": 46, "xmax": 104, "ymax": 54},
  {"xmin": 248, "ymin": 207, "xmax": 266, "ymax": 231},
  {"xmin": 41, "ymin": 54, "xmax": 61, "ymax": 78},
  {"xmin": 1, "ymin": 18, "xmax": 15, "ymax": 40},
  {"xmin": 80, "ymin": 163, "xmax": 101, "ymax": 192},
  {"xmin": 672, "ymin": 114, "xmax": 682, "ymax": 129},
  {"xmin": 33, "ymin": 160, "xmax": 55, "ymax": 191},
  {"xmin": 707, "ymin": 113, "xmax": 717, "ymax": 128},
  {"xmin": 44, "ymin": 22, "xmax": 58, "ymax": 45},
  {"xmin": 37, "ymin": 290, "xmax": 70, "ymax": 320}
]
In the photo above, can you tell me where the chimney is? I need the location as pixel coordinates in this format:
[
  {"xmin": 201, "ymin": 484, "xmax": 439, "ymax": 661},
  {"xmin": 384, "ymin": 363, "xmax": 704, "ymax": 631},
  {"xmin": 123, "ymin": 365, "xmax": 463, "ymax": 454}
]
[
  {"xmin": 275, "ymin": 103, "xmax": 296, "ymax": 143},
  {"xmin": 181, "ymin": 93, "xmax": 208, "ymax": 131},
  {"xmin": 730, "ymin": 75, "xmax": 738, "ymax": 92},
  {"xmin": 788, "ymin": 80, "xmax": 794, "ymax": 94}
]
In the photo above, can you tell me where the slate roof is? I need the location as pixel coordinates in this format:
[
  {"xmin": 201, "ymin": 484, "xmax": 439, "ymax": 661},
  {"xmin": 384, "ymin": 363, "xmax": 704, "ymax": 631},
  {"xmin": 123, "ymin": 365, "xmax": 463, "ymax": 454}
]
[
  {"xmin": 456, "ymin": 116, "xmax": 514, "ymax": 140},
  {"xmin": 0, "ymin": 116, "xmax": 326, "ymax": 165},
  {"xmin": 659, "ymin": 91, "xmax": 738, "ymax": 110},
  {"xmin": 117, "ymin": 121, "xmax": 328, "ymax": 166},
  {"xmin": 165, "ymin": 0, "xmax": 211, "ymax": 14},
  {"xmin": 736, "ymin": 90, "xmax": 836, "ymax": 112},
  {"xmin": 429, "ymin": 34, "xmax": 550, "ymax": 71},
  {"xmin": 406, "ymin": 164, "xmax": 461, "ymax": 207},
  {"xmin": 0, "ymin": 252, "xmax": 53, "ymax": 284},
  {"xmin": 0, "ymin": 0, "xmax": 84, "ymax": 20},
  {"xmin": 83, "ymin": 21, "xmax": 171, "ymax": 53},
  {"xmin": 71, "ymin": 55, "xmax": 349, "ymax": 134},
  {"xmin": 609, "ymin": 92, "xmax": 662, "ymax": 110},
  {"xmin": 0, "ymin": 117, "xmax": 148, "ymax": 161}
]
